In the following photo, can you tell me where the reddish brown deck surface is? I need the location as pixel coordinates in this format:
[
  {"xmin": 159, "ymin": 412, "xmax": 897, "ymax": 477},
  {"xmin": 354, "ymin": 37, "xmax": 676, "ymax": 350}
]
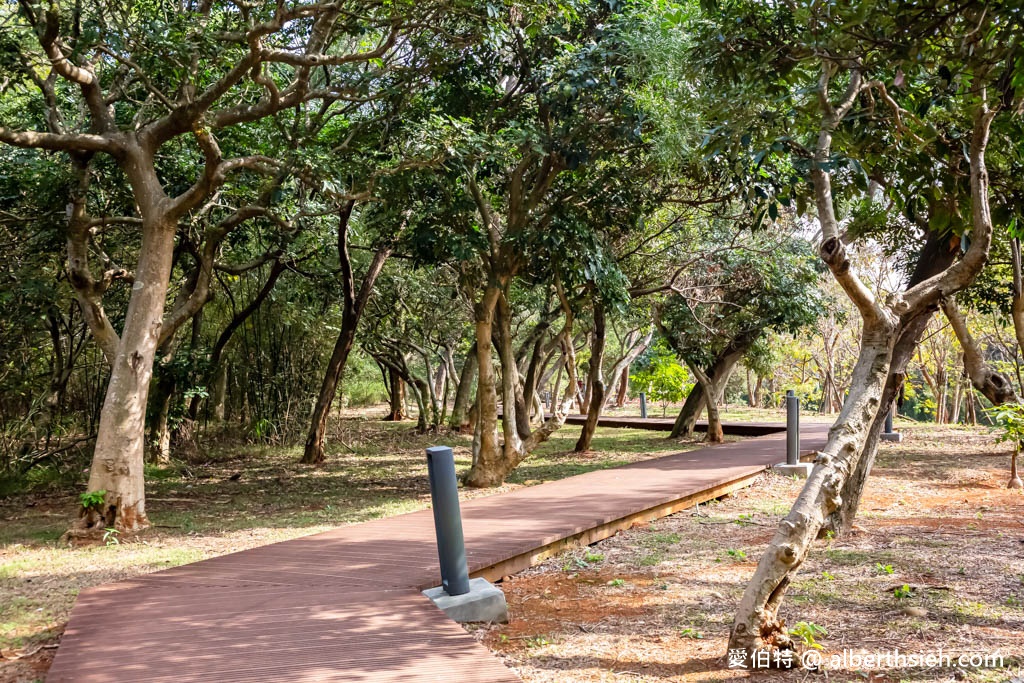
[
  {"xmin": 48, "ymin": 421, "xmax": 830, "ymax": 682},
  {"xmin": 559, "ymin": 414, "xmax": 787, "ymax": 435}
]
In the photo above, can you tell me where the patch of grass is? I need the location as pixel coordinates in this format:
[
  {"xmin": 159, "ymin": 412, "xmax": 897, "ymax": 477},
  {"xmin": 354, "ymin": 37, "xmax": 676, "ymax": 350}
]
[
  {"xmin": 634, "ymin": 530, "xmax": 682, "ymax": 567},
  {"xmin": 824, "ymin": 548, "xmax": 897, "ymax": 567},
  {"xmin": 640, "ymin": 532, "xmax": 681, "ymax": 548}
]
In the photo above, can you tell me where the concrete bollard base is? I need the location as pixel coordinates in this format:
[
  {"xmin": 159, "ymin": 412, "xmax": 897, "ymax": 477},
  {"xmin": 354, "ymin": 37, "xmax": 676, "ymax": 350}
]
[
  {"xmin": 880, "ymin": 432, "xmax": 904, "ymax": 442},
  {"xmin": 423, "ymin": 577, "xmax": 509, "ymax": 623},
  {"xmin": 772, "ymin": 462, "xmax": 813, "ymax": 479}
]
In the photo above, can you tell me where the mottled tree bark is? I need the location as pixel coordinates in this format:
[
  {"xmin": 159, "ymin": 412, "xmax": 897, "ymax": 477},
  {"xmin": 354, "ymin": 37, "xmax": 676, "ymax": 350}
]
[
  {"xmin": 575, "ymin": 300, "xmax": 606, "ymax": 452},
  {"xmin": 670, "ymin": 332, "xmax": 755, "ymax": 438},
  {"xmin": 729, "ymin": 77, "xmax": 996, "ymax": 657},
  {"xmin": 449, "ymin": 344, "xmax": 477, "ymax": 431}
]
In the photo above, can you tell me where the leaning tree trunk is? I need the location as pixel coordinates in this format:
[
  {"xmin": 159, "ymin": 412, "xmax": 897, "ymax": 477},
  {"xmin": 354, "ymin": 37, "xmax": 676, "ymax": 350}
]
[
  {"xmin": 687, "ymin": 361, "xmax": 724, "ymax": 444},
  {"xmin": 302, "ymin": 205, "xmax": 389, "ymax": 465},
  {"xmin": 672, "ymin": 382, "xmax": 706, "ymax": 437},
  {"xmin": 302, "ymin": 323, "xmax": 359, "ymax": 464},
  {"xmin": 615, "ymin": 368, "xmax": 629, "ymax": 406},
  {"xmin": 729, "ymin": 81, "xmax": 996, "ymax": 659},
  {"xmin": 670, "ymin": 334, "xmax": 753, "ymax": 438},
  {"xmin": 68, "ymin": 218, "xmax": 178, "ymax": 538},
  {"xmin": 730, "ymin": 312, "xmax": 898, "ymax": 654},
  {"xmin": 943, "ymin": 297, "xmax": 1017, "ymax": 404},
  {"xmin": 575, "ymin": 300, "xmax": 606, "ymax": 452},
  {"xmin": 827, "ymin": 227, "xmax": 968, "ymax": 534}
]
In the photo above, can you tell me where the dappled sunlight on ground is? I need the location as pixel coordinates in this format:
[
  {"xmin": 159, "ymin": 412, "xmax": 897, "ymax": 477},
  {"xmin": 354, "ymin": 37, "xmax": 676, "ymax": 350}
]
[
  {"xmin": 0, "ymin": 407, "xmax": 713, "ymax": 680},
  {"xmin": 475, "ymin": 428, "xmax": 1024, "ymax": 682}
]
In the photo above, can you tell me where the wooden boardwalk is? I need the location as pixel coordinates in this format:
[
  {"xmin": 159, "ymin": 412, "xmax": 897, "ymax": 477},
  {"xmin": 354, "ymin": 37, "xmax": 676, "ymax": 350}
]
[
  {"xmin": 48, "ymin": 421, "xmax": 829, "ymax": 682},
  {"xmin": 559, "ymin": 414, "xmax": 787, "ymax": 435}
]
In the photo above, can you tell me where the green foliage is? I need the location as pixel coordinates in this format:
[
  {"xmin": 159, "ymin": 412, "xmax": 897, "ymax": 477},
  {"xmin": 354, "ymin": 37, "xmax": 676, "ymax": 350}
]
[
  {"xmin": 893, "ymin": 584, "xmax": 914, "ymax": 600},
  {"xmin": 874, "ymin": 563, "xmax": 895, "ymax": 575},
  {"xmin": 631, "ymin": 341, "xmax": 691, "ymax": 414},
  {"xmin": 788, "ymin": 621, "xmax": 827, "ymax": 650},
  {"xmin": 79, "ymin": 490, "xmax": 106, "ymax": 510},
  {"xmin": 991, "ymin": 403, "xmax": 1024, "ymax": 450},
  {"xmin": 654, "ymin": 227, "xmax": 825, "ymax": 378}
]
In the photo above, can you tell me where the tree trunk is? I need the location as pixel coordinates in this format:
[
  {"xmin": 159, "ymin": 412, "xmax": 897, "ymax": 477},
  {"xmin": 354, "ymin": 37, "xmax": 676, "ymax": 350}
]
[
  {"xmin": 148, "ymin": 374, "xmax": 174, "ymax": 465},
  {"xmin": 575, "ymin": 300, "xmax": 606, "ymax": 452},
  {"xmin": 302, "ymin": 323, "xmax": 359, "ymax": 464},
  {"xmin": 495, "ymin": 294, "xmax": 532, "ymax": 440},
  {"xmin": 302, "ymin": 204, "xmax": 390, "ymax": 465},
  {"xmin": 673, "ymin": 382, "xmax": 705, "ymax": 438},
  {"xmin": 729, "ymin": 87, "xmax": 996, "ymax": 658},
  {"xmin": 449, "ymin": 344, "xmax": 477, "ymax": 431},
  {"xmin": 826, "ymin": 227, "xmax": 962, "ymax": 535},
  {"xmin": 1009, "ymin": 446, "xmax": 1022, "ymax": 489},
  {"xmin": 670, "ymin": 334, "xmax": 751, "ymax": 438},
  {"xmin": 942, "ymin": 298, "xmax": 1017, "ymax": 405},
  {"xmin": 615, "ymin": 367, "xmax": 629, "ymax": 407},
  {"xmin": 581, "ymin": 366, "xmax": 593, "ymax": 414},
  {"xmin": 1012, "ymin": 238, "xmax": 1024, "ymax": 355},
  {"xmin": 385, "ymin": 368, "xmax": 406, "ymax": 421},
  {"xmin": 950, "ymin": 370, "xmax": 964, "ymax": 424},
  {"xmin": 687, "ymin": 361, "xmax": 724, "ymax": 443},
  {"xmin": 466, "ymin": 281, "xmax": 576, "ymax": 486},
  {"xmin": 210, "ymin": 362, "xmax": 228, "ymax": 422},
  {"xmin": 69, "ymin": 219, "xmax": 178, "ymax": 538},
  {"xmin": 467, "ymin": 285, "xmax": 504, "ymax": 486}
]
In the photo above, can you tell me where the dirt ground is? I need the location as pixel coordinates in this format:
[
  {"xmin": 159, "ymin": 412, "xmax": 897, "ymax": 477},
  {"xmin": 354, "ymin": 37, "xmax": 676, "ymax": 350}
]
[{"xmin": 472, "ymin": 426, "xmax": 1024, "ymax": 682}]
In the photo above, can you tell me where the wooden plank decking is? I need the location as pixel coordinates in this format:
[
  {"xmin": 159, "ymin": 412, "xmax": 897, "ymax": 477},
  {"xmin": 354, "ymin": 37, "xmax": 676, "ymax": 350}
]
[
  {"xmin": 559, "ymin": 414, "xmax": 787, "ymax": 435},
  {"xmin": 47, "ymin": 421, "xmax": 830, "ymax": 682}
]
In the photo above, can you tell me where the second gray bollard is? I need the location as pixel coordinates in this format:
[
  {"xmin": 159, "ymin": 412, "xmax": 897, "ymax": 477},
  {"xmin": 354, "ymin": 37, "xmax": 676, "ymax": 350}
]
[
  {"xmin": 425, "ymin": 446, "xmax": 470, "ymax": 596},
  {"xmin": 884, "ymin": 405, "xmax": 894, "ymax": 434},
  {"xmin": 786, "ymin": 390, "xmax": 800, "ymax": 465},
  {"xmin": 640, "ymin": 392, "xmax": 647, "ymax": 419}
]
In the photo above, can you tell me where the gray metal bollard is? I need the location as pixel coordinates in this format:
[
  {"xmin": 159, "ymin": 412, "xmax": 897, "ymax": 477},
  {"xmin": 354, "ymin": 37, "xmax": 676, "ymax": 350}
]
[
  {"xmin": 884, "ymin": 405, "xmax": 894, "ymax": 434},
  {"xmin": 425, "ymin": 446, "xmax": 470, "ymax": 596},
  {"xmin": 640, "ymin": 392, "xmax": 647, "ymax": 419},
  {"xmin": 786, "ymin": 390, "xmax": 800, "ymax": 466}
]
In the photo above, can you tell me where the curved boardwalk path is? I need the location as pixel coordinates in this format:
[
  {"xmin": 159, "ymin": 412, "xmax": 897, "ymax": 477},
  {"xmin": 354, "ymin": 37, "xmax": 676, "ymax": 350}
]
[{"xmin": 48, "ymin": 419, "xmax": 829, "ymax": 682}]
